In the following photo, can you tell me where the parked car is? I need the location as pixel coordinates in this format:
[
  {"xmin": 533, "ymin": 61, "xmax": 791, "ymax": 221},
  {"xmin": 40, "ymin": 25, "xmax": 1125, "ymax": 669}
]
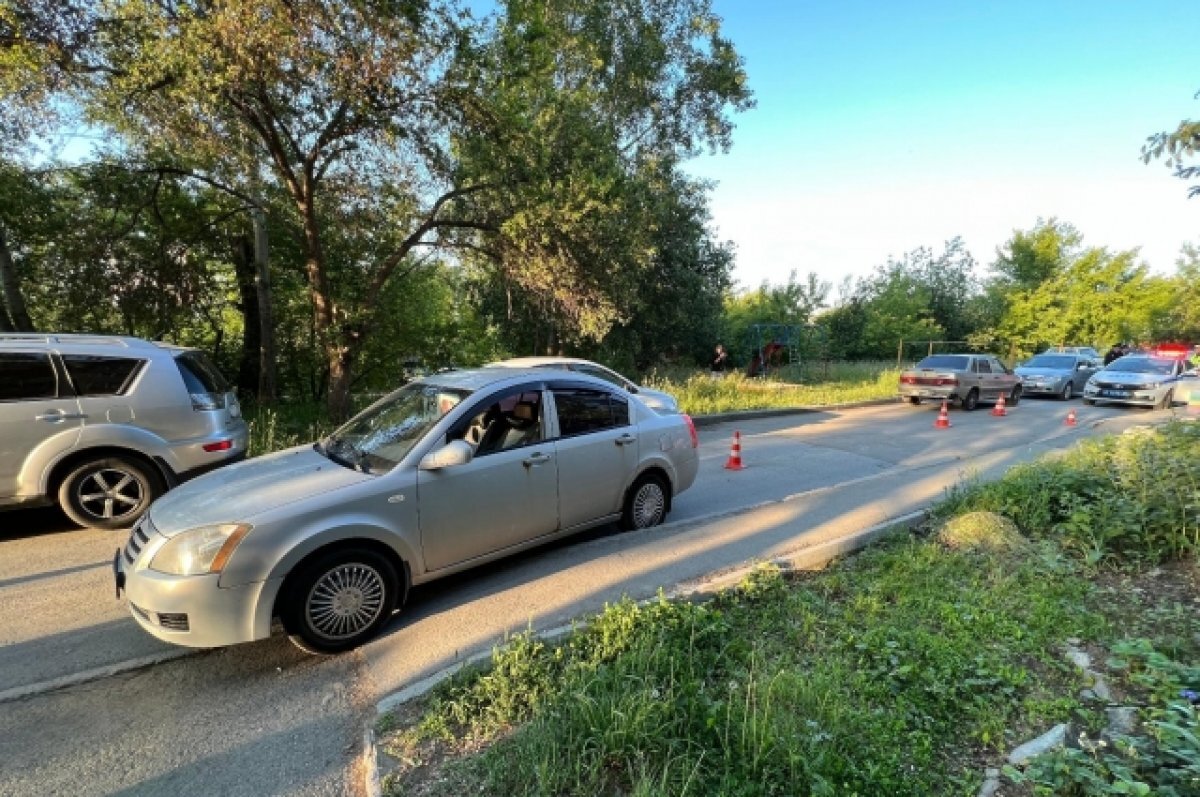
[
  {"xmin": 898, "ymin": 353, "xmax": 1022, "ymax": 410},
  {"xmin": 0, "ymin": 334, "xmax": 247, "ymax": 529},
  {"xmin": 486, "ymin": 356, "xmax": 679, "ymax": 413},
  {"xmin": 114, "ymin": 367, "xmax": 700, "ymax": 653},
  {"xmin": 1015, "ymin": 353, "xmax": 1099, "ymax": 400},
  {"xmin": 1082, "ymin": 354, "xmax": 1186, "ymax": 409}
]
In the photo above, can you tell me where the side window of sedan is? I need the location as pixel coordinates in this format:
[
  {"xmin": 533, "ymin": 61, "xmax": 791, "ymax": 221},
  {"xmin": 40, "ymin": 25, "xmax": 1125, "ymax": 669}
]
[
  {"xmin": 973, "ymin": 358, "xmax": 992, "ymax": 374},
  {"xmin": 553, "ymin": 388, "xmax": 626, "ymax": 437},
  {"xmin": 987, "ymin": 357, "xmax": 1008, "ymax": 374},
  {"xmin": 459, "ymin": 389, "xmax": 544, "ymax": 456}
]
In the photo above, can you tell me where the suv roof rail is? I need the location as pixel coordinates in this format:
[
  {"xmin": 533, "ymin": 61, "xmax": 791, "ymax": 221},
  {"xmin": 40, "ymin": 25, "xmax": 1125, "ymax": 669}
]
[{"xmin": 0, "ymin": 333, "xmax": 150, "ymax": 348}]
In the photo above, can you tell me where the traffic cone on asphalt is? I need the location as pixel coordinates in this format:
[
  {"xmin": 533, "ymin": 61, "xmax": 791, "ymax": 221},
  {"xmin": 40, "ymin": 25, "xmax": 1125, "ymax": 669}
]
[
  {"xmin": 991, "ymin": 393, "xmax": 1007, "ymax": 417},
  {"xmin": 724, "ymin": 431, "xmax": 745, "ymax": 470},
  {"xmin": 934, "ymin": 400, "xmax": 952, "ymax": 429},
  {"xmin": 1065, "ymin": 409, "xmax": 1078, "ymax": 427}
]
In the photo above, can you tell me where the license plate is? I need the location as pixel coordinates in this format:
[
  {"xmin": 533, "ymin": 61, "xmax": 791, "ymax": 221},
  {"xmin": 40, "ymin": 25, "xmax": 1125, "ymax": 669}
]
[{"xmin": 1101, "ymin": 389, "xmax": 1130, "ymax": 398}]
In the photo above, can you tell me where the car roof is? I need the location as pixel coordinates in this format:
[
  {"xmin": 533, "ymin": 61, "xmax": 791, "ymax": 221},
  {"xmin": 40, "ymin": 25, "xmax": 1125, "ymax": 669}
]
[
  {"xmin": 486, "ymin": 356, "xmax": 594, "ymax": 368},
  {"xmin": 0, "ymin": 333, "xmax": 177, "ymax": 352},
  {"xmin": 413, "ymin": 366, "xmax": 601, "ymax": 392}
]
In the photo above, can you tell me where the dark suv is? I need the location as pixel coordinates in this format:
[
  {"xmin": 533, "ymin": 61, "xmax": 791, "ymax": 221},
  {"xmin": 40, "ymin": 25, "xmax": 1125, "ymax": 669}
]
[{"xmin": 0, "ymin": 334, "xmax": 248, "ymax": 529}]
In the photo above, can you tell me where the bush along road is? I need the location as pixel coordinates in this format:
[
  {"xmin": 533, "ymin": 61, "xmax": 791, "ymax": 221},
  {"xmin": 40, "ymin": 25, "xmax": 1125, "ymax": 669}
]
[{"xmin": 376, "ymin": 421, "xmax": 1200, "ymax": 797}]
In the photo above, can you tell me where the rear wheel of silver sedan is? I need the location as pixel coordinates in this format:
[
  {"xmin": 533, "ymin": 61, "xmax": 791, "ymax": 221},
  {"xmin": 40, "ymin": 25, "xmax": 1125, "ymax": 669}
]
[
  {"xmin": 907, "ymin": 396, "xmax": 921, "ymax": 405},
  {"xmin": 282, "ymin": 548, "xmax": 400, "ymax": 654},
  {"xmin": 57, "ymin": 456, "xmax": 163, "ymax": 530},
  {"xmin": 961, "ymin": 389, "xmax": 979, "ymax": 412},
  {"xmin": 621, "ymin": 474, "xmax": 669, "ymax": 531}
]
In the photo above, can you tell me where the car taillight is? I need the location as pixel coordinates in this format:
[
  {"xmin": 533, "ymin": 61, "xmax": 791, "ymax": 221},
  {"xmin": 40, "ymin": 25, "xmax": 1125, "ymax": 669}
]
[
  {"xmin": 203, "ymin": 439, "xmax": 233, "ymax": 452},
  {"xmin": 683, "ymin": 414, "xmax": 699, "ymax": 448},
  {"xmin": 900, "ymin": 375, "xmax": 916, "ymax": 384},
  {"xmin": 938, "ymin": 377, "xmax": 958, "ymax": 386},
  {"xmin": 191, "ymin": 391, "xmax": 227, "ymax": 411}
]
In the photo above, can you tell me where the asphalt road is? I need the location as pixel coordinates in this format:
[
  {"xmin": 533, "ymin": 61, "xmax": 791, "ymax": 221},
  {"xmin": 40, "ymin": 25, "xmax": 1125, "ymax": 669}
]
[{"xmin": 0, "ymin": 397, "xmax": 1177, "ymax": 796}]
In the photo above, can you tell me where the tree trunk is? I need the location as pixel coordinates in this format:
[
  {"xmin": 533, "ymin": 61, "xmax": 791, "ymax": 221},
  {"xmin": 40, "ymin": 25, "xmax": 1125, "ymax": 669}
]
[
  {"xmin": 231, "ymin": 234, "xmax": 261, "ymax": 399},
  {"xmin": 0, "ymin": 302, "xmax": 13, "ymax": 331},
  {"xmin": 252, "ymin": 209, "xmax": 278, "ymax": 404},
  {"xmin": 0, "ymin": 225, "xmax": 34, "ymax": 332}
]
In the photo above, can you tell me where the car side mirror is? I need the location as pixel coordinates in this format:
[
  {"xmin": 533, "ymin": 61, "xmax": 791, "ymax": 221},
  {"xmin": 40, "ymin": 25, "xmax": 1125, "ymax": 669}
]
[{"xmin": 419, "ymin": 439, "xmax": 473, "ymax": 471}]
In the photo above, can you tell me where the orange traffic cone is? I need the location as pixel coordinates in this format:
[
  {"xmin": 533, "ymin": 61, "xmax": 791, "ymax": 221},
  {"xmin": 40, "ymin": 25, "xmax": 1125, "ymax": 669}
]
[
  {"xmin": 1065, "ymin": 408, "xmax": 1077, "ymax": 427},
  {"xmin": 934, "ymin": 400, "xmax": 952, "ymax": 429},
  {"xmin": 724, "ymin": 431, "xmax": 745, "ymax": 470},
  {"xmin": 991, "ymin": 393, "xmax": 1007, "ymax": 417}
]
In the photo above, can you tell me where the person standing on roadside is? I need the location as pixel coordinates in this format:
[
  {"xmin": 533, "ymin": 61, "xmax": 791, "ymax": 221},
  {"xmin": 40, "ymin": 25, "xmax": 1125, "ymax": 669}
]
[
  {"xmin": 710, "ymin": 343, "xmax": 729, "ymax": 377},
  {"xmin": 1103, "ymin": 343, "xmax": 1125, "ymax": 366}
]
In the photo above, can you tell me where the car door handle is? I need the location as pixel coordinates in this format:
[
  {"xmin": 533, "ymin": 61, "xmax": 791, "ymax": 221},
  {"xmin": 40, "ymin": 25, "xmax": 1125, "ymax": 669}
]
[
  {"xmin": 615, "ymin": 434, "xmax": 637, "ymax": 446},
  {"xmin": 522, "ymin": 452, "xmax": 552, "ymax": 467},
  {"xmin": 36, "ymin": 411, "xmax": 87, "ymax": 422}
]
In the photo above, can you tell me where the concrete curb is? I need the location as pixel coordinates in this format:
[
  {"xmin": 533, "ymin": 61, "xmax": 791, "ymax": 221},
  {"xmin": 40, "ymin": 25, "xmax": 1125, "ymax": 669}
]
[
  {"xmin": 0, "ymin": 649, "xmax": 194, "ymax": 705},
  {"xmin": 362, "ymin": 509, "xmax": 927, "ymax": 796}
]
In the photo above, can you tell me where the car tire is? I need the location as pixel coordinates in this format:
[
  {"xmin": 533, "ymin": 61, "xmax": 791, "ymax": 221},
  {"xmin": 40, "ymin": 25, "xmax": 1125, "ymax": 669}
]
[
  {"xmin": 1008, "ymin": 386, "xmax": 1021, "ymax": 406},
  {"xmin": 1156, "ymin": 389, "xmax": 1174, "ymax": 411},
  {"xmin": 282, "ymin": 548, "xmax": 401, "ymax": 655},
  {"xmin": 961, "ymin": 389, "xmax": 979, "ymax": 412},
  {"xmin": 907, "ymin": 396, "xmax": 921, "ymax": 406},
  {"xmin": 57, "ymin": 456, "xmax": 164, "ymax": 530},
  {"xmin": 1060, "ymin": 382, "xmax": 1073, "ymax": 401},
  {"xmin": 1083, "ymin": 398, "xmax": 1096, "ymax": 406},
  {"xmin": 620, "ymin": 473, "xmax": 669, "ymax": 531}
]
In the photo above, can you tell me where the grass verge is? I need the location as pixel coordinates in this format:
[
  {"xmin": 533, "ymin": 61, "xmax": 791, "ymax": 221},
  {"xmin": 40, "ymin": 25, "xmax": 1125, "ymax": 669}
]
[{"xmin": 377, "ymin": 423, "xmax": 1200, "ymax": 797}]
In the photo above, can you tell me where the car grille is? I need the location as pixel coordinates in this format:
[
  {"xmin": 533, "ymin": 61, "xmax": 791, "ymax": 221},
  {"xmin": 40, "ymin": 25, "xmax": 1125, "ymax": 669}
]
[{"xmin": 123, "ymin": 517, "xmax": 155, "ymax": 565}]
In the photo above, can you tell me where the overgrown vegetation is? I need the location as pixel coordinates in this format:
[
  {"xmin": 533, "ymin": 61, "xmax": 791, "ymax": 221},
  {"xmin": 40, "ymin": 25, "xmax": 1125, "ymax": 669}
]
[{"xmin": 378, "ymin": 423, "xmax": 1200, "ymax": 796}]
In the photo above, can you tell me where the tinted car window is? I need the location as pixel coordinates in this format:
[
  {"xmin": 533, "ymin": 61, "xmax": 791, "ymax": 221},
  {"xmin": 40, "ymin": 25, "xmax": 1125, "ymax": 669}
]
[
  {"xmin": 0, "ymin": 352, "xmax": 58, "ymax": 401},
  {"xmin": 915, "ymin": 355, "xmax": 969, "ymax": 370},
  {"xmin": 554, "ymin": 388, "xmax": 624, "ymax": 436},
  {"xmin": 174, "ymin": 351, "xmax": 230, "ymax": 393},
  {"xmin": 973, "ymin": 359, "xmax": 992, "ymax": 374},
  {"xmin": 62, "ymin": 355, "xmax": 145, "ymax": 396}
]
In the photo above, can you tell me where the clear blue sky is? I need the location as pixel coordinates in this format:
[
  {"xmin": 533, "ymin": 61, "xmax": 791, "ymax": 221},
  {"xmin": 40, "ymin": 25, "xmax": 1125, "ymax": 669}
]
[{"xmin": 689, "ymin": 1, "xmax": 1200, "ymax": 294}]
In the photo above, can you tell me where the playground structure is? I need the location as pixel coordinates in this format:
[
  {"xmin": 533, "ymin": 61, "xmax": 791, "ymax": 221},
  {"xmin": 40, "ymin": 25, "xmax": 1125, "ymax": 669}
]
[{"xmin": 744, "ymin": 323, "xmax": 828, "ymax": 379}]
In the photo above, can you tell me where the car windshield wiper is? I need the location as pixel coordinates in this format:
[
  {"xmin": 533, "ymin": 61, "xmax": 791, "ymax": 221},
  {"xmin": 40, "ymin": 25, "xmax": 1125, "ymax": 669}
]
[{"xmin": 318, "ymin": 436, "xmax": 366, "ymax": 472}]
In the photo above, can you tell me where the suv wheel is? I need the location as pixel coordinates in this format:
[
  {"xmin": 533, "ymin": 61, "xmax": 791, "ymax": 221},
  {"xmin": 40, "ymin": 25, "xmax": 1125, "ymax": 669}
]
[
  {"xmin": 282, "ymin": 548, "xmax": 401, "ymax": 654},
  {"xmin": 58, "ymin": 456, "xmax": 163, "ymax": 530}
]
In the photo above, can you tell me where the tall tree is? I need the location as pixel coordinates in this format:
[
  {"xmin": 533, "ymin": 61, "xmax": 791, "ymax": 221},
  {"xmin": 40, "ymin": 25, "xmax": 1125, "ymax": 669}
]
[
  {"xmin": 17, "ymin": 0, "xmax": 750, "ymax": 418},
  {"xmin": 1143, "ymin": 89, "xmax": 1200, "ymax": 197}
]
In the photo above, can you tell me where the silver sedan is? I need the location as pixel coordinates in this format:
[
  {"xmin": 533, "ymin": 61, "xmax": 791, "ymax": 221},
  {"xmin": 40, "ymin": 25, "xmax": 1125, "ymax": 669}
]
[
  {"xmin": 1015, "ymin": 353, "xmax": 1098, "ymax": 400},
  {"xmin": 114, "ymin": 368, "xmax": 700, "ymax": 653}
]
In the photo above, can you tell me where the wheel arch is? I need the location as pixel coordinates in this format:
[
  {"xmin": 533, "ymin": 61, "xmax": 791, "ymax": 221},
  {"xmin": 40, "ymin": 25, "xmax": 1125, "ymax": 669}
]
[
  {"xmin": 625, "ymin": 464, "xmax": 674, "ymax": 512},
  {"xmin": 270, "ymin": 536, "xmax": 412, "ymax": 621},
  {"xmin": 45, "ymin": 445, "xmax": 171, "ymax": 497}
]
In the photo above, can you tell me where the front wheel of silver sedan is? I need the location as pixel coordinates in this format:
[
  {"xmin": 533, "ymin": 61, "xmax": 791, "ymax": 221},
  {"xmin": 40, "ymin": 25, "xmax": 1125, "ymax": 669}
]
[
  {"xmin": 1059, "ymin": 382, "xmax": 1074, "ymax": 401},
  {"xmin": 282, "ymin": 548, "xmax": 401, "ymax": 654},
  {"xmin": 620, "ymin": 474, "xmax": 669, "ymax": 531}
]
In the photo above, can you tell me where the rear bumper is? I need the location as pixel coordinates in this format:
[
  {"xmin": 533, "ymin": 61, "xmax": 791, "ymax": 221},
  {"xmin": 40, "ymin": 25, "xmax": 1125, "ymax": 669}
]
[{"xmin": 898, "ymin": 388, "xmax": 957, "ymax": 401}]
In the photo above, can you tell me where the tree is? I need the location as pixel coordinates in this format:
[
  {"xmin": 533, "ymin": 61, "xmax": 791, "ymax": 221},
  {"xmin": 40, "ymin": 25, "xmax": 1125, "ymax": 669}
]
[
  {"xmin": 1143, "ymin": 90, "xmax": 1200, "ymax": 197},
  {"xmin": 15, "ymin": 0, "xmax": 749, "ymax": 419},
  {"xmin": 991, "ymin": 218, "xmax": 1081, "ymax": 290}
]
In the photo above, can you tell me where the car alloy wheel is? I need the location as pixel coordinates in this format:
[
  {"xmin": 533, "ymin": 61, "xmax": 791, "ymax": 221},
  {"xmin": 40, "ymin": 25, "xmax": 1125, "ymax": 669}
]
[
  {"xmin": 1060, "ymin": 382, "xmax": 1073, "ymax": 401},
  {"xmin": 58, "ymin": 456, "xmax": 162, "ymax": 530},
  {"xmin": 621, "ymin": 474, "xmax": 667, "ymax": 530},
  {"xmin": 284, "ymin": 548, "xmax": 401, "ymax": 654}
]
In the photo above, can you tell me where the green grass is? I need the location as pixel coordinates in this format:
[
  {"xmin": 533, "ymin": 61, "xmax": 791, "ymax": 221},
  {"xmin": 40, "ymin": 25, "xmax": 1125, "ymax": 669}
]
[
  {"xmin": 378, "ymin": 423, "xmax": 1200, "ymax": 797},
  {"xmin": 646, "ymin": 362, "xmax": 900, "ymax": 416}
]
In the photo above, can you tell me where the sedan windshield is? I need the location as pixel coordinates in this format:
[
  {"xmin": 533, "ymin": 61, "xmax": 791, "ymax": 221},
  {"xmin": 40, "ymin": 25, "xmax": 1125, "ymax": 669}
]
[
  {"xmin": 1106, "ymin": 357, "xmax": 1176, "ymax": 375},
  {"xmin": 319, "ymin": 383, "xmax": 472, "ymax": 473},
  {"xmin": 1022, "ymin": 355, "xmax": 1075, "ymax": 369},
  {"xmin": 915, "ymin": 355, "xmax": 969, "ymax": 370}
]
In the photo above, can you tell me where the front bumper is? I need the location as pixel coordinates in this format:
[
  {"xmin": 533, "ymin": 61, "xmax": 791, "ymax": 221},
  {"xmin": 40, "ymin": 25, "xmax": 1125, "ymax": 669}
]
[
  {"xmin": 1082, "ymin": 385, "xmax": 1170, "ymax": 408},
  {"xmin": 114, "ymin": 527, "xmax": 280, "ymax": 648},
  {"xmin": 1019, "ymin": 380, "xmax": 1066, "ymax": 396}
]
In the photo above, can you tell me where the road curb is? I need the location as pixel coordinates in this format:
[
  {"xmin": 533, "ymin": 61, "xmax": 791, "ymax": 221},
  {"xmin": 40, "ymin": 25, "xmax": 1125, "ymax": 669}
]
[
  {"xmin": 0, "ymin": 649, "xmax": 194, "ymax": 705},
  {"xmin": 362, "ymin": 509, "xmax": 927, "ymax": 796}
]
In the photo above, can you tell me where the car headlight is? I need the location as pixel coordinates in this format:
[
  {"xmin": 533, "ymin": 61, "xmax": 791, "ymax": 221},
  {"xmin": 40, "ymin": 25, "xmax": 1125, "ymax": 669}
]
[{"xmin": 150, "ymin": 523, "xmax": 253, "ymax": 576}]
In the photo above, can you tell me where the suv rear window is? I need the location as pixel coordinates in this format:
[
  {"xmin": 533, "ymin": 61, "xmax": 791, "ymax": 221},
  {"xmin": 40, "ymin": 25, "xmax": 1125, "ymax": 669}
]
[
  {"xmin": 174, "ymin": 351, "xmax": 231, "ymax": 393},
  {"xmin": 62, "ymin": 355, "xmax": 145, "ymax": 396},
  {"xmin": 0, "ymin": 352, "xmax": 58, "ymax": 401}
]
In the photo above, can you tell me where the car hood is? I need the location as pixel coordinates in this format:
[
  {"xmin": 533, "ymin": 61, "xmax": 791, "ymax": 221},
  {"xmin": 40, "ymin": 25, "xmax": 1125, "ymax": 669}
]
[
  {"xmin": 1016, "ymin": 367, "xmax": 1070, "ymax": 378},
  {"xmin": 1094, "ymin": 370, "xmax": 1175, "ymax": 385},
  {"xmin": 149, "ymin": 445, "xmax": 373, "ymax": 536}
]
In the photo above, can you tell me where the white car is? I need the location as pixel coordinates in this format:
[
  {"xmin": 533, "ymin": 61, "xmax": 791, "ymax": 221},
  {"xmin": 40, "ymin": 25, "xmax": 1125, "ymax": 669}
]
[
  {"xmin": 486, "ymin": 357, "xmax": 679, "ymax": 413},
  {"xmin": 1082, "ymin": 354, "xmax": 1186, "ymax": 409}
]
